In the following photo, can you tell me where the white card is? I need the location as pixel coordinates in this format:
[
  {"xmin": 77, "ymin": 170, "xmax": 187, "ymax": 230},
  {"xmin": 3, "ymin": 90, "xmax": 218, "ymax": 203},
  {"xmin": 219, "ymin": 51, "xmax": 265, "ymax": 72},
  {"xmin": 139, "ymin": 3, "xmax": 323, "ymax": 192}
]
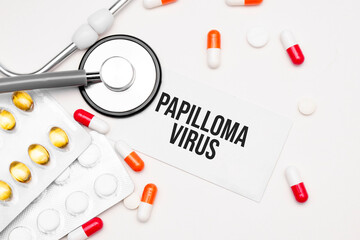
[{"xmin": 110, "ymin": 70, "xmax": 292, "ymax": 202}]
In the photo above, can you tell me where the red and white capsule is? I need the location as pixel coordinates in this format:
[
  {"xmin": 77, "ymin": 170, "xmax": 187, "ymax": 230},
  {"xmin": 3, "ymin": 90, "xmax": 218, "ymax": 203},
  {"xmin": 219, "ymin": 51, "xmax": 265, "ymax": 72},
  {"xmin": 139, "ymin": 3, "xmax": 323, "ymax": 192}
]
[
  {"xmin": 285, "ymin": 166, "xmax": 308, "ymax": 203},
  {"xmin": 115, "ymin": 140, "xmax": 144, "ymax": 172},
  {"xmin": 137, "ymin": 183, "xmax": 157, "ymax": 222},
  {"xmin": 280, "ymin": 30, "xmax": 305, "ymax": 65},
  {"xmin": 143, "ymin": 0, "xmax": 177, "ymax": 9},
  {"xmin": 207, "ymin": 30, "xmax": 221, "ymax": 69},
  {"xmin": 67, "ymin": 217, "xmax": 103, "ymax": 240},
  {"xmin": 74, "ymin": 109, "xmax": 110, "ymax": 134}
]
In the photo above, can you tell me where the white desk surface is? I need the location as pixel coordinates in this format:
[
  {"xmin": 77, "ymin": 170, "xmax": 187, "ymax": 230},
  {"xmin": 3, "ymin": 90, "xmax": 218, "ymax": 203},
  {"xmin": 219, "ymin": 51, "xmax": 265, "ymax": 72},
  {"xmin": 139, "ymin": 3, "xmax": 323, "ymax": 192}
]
[{"xmin": 1, "ymin": 0, "xmax": 360, "ymax": 239}]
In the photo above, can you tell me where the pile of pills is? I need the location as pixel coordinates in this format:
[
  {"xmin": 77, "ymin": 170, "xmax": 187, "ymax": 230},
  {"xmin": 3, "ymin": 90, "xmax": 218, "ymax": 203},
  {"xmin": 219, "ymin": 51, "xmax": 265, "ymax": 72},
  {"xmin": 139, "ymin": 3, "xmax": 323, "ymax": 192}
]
[
  {"xmin": 0, "ymin": 91, "xmax": 91, "ymax": 232},
  {"xmin": 74, "ymin": 109, "xmax": 159, "ymax": 223},
  {"xmin": 0, "ymin": 132, "xmax": 134, "ymax": 240}
]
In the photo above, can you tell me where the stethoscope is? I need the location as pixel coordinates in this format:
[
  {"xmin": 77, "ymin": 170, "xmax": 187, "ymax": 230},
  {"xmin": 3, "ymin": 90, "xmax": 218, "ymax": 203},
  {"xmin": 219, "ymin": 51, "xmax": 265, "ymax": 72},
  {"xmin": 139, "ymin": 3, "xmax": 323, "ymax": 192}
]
[{"xmin": 0, "ymin": 0, "xmax": 162, "ymax": 118}]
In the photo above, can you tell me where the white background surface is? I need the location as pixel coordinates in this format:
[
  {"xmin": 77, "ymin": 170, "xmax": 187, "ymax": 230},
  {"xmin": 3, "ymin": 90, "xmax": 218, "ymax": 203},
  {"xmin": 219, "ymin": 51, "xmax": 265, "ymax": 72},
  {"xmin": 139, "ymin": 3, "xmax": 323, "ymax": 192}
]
[{"xmin": 0, "ymin": 0, "xmax": 360, "ymax": 239}]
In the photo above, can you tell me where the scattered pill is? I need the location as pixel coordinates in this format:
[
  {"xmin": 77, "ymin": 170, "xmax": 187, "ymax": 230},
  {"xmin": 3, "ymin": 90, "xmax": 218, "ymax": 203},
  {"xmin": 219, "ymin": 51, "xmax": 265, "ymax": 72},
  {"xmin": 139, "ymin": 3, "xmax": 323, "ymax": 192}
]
[
  {"xmin": 0, "ymin": 109, "xmax": 16, "ymax": 131},
  {"xmin": 54, "ymin": 167, "xmax": 71, "ymax": 185},
  {"xmin": 143, "ymin": 0, "xmax": 176, "ymax": 9},
  {"xmin": 28, "ymin": 144, "xmax": 50, "ymax": 165},
  {"xmin": 226, "ymin": 0, "xmax": 263, "ymax": 6},
  {"xmin": 12, "ymin": 91, "xmax": 34, "ymax": 112},
  {"xmin": 73, "ymin": 109, "xmax": 110, "ymax": 134},
  {"xmin": 285, "ymin": 166, "xmax": 308, "ymax": 203},
  {"xmin": 124, "ymin": 192, "xmax": 141, "ymax": 210},
  {"xmin": 94, "ymin": 174, "xmax": 118, "ymax": 198},
  {"xmin": 280, "ymin": 30, "xmax": 305, "ymax": 65},
  {"xmin": 247, "ymin": 27, "xmax": 269, "ymax": 48},
  {"xmin": 9, "ymin": 161, "xmax": 31, "ymax": 183},
  {"xmin": 37, "ymin": 209, "xmax": 61, "ymax": 233},
  {"xmin": 67, "ymin": 217, "xmax": 103, "ymax": 240},
  {"xmin": 78, "ymin": 144, "xmax": 101, "ymax": 168},
  {"xmin": 298, "ymin": 98, "xmax": 316, "ymax": 116},
  {"xmin": 115, "ymin": 140, "xmax": 144, "ymax": 172},
  {"xmin": 8, "ymin": 227, "xmax": 33, "ymax": 240},
  {"xmin": 0, "ymin": 180, "xmax": 12, "ymax": 201},
  {"xmin": 137, "ymin": 183, "xmax": 157, "ymax": 222},
  {"xmin": 49, "ymin": 127, "xmax": 69, "ymax": 148},
  {"xmin": 207, "ymin": 30, "xmax": 221, "ymax": 69},
  {"xmin": 66, "ymin": 191, "xmax": 89, "ymax": 215}
]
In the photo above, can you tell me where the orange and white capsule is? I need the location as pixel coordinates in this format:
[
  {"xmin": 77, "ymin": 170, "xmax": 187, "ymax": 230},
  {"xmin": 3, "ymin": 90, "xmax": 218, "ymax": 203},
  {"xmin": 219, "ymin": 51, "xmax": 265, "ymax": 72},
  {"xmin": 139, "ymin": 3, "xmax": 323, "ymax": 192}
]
[
  {"xmin": 226, "ymin": 0, "xmax": 263, "ymax": 6},
  {"xmin": 144, "ymin": 0, "xmax": 177, "ymax": 9},
  {"xmin": 207, "ymin": 30, "xmax": 221, "ymax": 69},
  {"xmin": 67, "ymin": 217, "xmax": 103, "ymax": 240},
  {"xmin": 115, "ymin": 140, "xmax": 144, "ymax": 172},
  {"xmin": 137, "ymin": 184, "xmax": 157, "ymax": 222}
]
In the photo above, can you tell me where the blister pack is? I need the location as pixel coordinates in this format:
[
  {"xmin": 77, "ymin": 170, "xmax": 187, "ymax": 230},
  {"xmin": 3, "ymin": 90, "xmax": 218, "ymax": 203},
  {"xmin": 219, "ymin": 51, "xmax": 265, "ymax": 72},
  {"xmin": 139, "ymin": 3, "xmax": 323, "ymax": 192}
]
[
  {"xmin": 0, "ymin": 91, "xmax": 91, "ymax": 232},
  {"xmin": 0, "ymin": 131, "xmax": 134, "ymax": 240}
]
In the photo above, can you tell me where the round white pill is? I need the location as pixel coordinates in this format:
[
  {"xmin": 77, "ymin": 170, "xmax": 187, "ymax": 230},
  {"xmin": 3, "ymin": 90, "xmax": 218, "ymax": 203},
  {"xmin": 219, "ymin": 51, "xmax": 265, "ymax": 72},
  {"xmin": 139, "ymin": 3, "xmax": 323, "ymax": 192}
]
[
  {"xmin": 298, "ymin": 98, "xmax": 316, "ymax": 115},
  {"xmin": 94, "ymin": 174, "xmax": 118, "ymax": 198},
  {"xmin": 247, "ymin": 27, "xmax": 269, "ymax": 48},
  {"xmin": 37, "ymin": 209, "xmax": 60, "ymax": 233},
  {"xmin": 54, "ymin": 167, "xmax": 71, "ymax": 185},
  {"xmin": 123, "ymin": 192, "xmax": 141, "ymax": 210},
  {"xmin": 78, "ymin": 144, "xmax": 101, "ymax": 168},
  {"xmin": 65, "ymin": 191, "xmax": 89, "ymax": 215},
  {"xmin": 9, "ymin": 227, "xmax": 33, "ymax": 240}
]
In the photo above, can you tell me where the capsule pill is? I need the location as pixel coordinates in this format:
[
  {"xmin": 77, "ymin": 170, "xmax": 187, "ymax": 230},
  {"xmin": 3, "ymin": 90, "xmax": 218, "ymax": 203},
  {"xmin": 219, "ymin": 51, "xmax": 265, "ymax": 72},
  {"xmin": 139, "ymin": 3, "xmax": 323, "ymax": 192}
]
[
  {"xmin": 67, "ymin": 217, "xmax": 103, "ymax": 240},
  {"xmin": 137, "ymin": 183, "xmax": 157, "ymax": 222},
  {"xmin": 207, "ymin": 30, "xmax": 221, "ymax": 69},
  {"xmin": 115, "ymin": 140, "xmax": 144, "ymax": 172},
  {"xmin": 226, "ymin": 0, "xmax": 263, "ymax": 6},
  {"xmin": 0, "ymin": 109, "xmax": 16, "ymax": 131},
  {"xmin": 285, "ymin": 166, "xmax": 308, "ymax": 203},
  {"xmin": 73, "ymin": 109, "xmax": 110, "ymax": 134},
  {"xmin": 9, "ymin": 161, "xmax": 32, "ymax": 183},
  {"xmin": 49, "ymin": 127, "xmax": 69, "ymax": 148},
  {"xmin": 143, "ymin": 0, "xmax": 177, "ymax": 9},
  {"xmin": 0, "ymin": 180, "xmax": 12, "ymax": 201},
  {"xmin": 280, "ymin": 30, "xmax": 305, "ymax": 65},
  {"xmin": 12, "ymin": 91, "xmax": 34, "ymax": 111},
  {"xmin": 28, "ymin": 144, "xmax": 50, "ymax": 165}
]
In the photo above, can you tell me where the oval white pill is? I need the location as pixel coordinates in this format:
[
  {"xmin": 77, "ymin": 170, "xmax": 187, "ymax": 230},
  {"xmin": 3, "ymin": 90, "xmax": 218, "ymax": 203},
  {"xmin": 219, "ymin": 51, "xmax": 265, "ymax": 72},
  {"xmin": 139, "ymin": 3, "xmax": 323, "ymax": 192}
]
[
  {"xmin": 54, "ymin": 167, "xmax": 71, "ymax": 185},
  {"xmin": 298, "ymin": 98, "xmax": 316, "ymax": 115},
  {"xmin": 123, "ymin": 192, "xmax": 141, "ymax": 210},
  {"xmin": 9, "ymin": 227, "xmax": 33, "ymax": 240},
  {"xmin": 65, "ymin": 191, "xmax": 89, "ymax": 215},
  {"xmin": 247, "ymin": 27, "xmax": 269, "ymax": 48},
  {"xmin": 78, "ymin": 144, "xmax": 101, "ymax": 168},
  {"xmin": 94, "ymin": 174, "xmax": 118, "ymax": 198},
  {"xmin": 37, "ymin": 209, "xmax": 60, "ymax": 233}
]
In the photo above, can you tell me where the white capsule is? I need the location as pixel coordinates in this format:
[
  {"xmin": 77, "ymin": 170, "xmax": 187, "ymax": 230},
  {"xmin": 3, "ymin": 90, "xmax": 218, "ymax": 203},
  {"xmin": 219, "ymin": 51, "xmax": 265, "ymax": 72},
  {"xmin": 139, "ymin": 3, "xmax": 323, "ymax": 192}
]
[{"xmin": 74, "ymin": 109, "xmax": 110, "ymax": 134}]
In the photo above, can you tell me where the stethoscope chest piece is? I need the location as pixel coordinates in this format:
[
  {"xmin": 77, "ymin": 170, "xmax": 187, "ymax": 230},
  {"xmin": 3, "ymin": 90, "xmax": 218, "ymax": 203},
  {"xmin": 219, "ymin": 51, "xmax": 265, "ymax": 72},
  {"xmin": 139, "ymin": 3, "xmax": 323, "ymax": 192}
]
[{"xmin": 79, "ymin": 35, "xmax": 161, "ymax": 117}]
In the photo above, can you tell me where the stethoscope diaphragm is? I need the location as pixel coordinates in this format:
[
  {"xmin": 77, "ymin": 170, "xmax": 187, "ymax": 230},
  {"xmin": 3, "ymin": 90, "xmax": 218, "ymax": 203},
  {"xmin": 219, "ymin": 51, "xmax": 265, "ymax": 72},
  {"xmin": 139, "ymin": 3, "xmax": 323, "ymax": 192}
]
[{"xmin": 79, "ymin": 35, "xmax": 161, "ymax": 118}]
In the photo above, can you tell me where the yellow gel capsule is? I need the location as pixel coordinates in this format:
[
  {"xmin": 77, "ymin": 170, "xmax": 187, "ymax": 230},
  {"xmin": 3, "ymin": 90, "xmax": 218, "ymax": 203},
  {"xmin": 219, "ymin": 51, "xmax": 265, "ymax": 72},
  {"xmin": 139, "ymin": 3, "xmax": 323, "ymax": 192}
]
[
  {"xmin": 0, "ymin": 180, "xmax": 12, "ymax": 201},
  {"xmin": 12, "ymin": 91, "xmax": 34, "ymax": 111},
  {"xmin": 28, "ymin": 144, "xmax": 50, "ymax": 165},
  {"xmin": 9, "ymin": 161, "xmax": 32, "ymax": 183},
  {"xmin": 0, "ymin": 109, "xmax": 16, "ymax": 131},
  {"xmin": 49, "ymin": 127, "xmax": 69, "ymax": 148}
]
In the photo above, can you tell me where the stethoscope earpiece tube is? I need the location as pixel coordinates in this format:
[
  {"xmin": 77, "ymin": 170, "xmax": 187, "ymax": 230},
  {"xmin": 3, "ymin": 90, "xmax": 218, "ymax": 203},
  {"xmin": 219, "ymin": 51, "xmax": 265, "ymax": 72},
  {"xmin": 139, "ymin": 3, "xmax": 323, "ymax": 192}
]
[{"xmin": 0, "ymin": 70, "xmax": 100, "ymax": 93}]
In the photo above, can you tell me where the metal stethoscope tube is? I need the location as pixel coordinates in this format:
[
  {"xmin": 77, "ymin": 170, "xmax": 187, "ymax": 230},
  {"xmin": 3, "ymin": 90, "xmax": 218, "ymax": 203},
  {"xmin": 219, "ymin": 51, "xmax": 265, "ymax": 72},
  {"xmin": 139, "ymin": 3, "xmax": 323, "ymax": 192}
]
[{"xmin": 0, "ymin": 0, "xmax": 131, "ymax": 77}]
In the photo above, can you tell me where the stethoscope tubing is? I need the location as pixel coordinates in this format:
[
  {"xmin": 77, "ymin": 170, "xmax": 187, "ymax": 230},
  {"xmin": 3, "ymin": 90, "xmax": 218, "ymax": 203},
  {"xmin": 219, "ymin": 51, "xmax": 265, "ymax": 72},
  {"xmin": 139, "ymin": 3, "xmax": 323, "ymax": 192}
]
[{"xmin": 0, "ymin": 0, "xmax": 131, "ymax": 77}]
